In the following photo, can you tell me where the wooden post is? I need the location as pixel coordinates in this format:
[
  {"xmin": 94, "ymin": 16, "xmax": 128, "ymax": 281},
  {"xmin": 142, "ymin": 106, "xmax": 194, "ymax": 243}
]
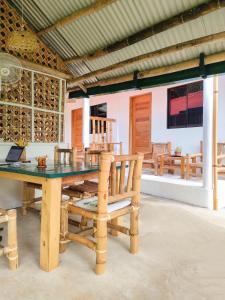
[
  {"xmin": 97, "ymin": 121, "xmax": 100, "ymax": 143},
  {"xmin": 109, "ymin": 121, "xmax": 112, "ymax": 143},
  {"xmin": 92, "ymin": 119, "xmax": 96, "ymax": 144},
  {"xmin": 130, "ymin": 154, "xmax": 143, "ymax": 254},
  {"xmin": 7, "ymin": 209, "xmax": 18, "ymax": 270},
  {"xmin": 40, "ymin": 178, "xmax": 61, "ymax": 272},
  {"xmin": 119, "ymin": 142, "xmax": 123, "ymax": 155},
  {"xmin": 95, "ymin": 152, "xmax": 112, "ymax": 275},
  {"xmin": 213, "ymin": 75, "xmax": 219, "ymax": 210}
]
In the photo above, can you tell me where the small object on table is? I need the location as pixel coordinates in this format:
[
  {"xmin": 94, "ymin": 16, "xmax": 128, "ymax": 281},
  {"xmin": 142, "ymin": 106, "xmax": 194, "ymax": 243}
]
[
  {"xmin": 36, "ymin": 156, "xmax": 47, "ymax": 169},
  {"xmin": 174, "ymin": 146, "xmax": 182, "ymax": 157}
]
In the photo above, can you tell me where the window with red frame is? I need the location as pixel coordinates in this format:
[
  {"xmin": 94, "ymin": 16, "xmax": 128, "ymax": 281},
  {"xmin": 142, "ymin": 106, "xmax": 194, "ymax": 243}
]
[{"xmin": 167, "ymin": 81, "xmax": 203, "ymax": 129}]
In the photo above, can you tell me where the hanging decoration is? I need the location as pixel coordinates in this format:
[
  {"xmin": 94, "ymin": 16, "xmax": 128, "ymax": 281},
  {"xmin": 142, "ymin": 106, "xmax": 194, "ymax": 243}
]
[{"xmin": 6, "ymin": 0, "xmax": 39, "ymax": 52}]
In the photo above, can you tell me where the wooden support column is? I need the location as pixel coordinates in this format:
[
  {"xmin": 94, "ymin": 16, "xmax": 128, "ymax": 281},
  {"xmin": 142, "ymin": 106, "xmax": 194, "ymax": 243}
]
[
  {"xmin": 213, "ymin": 75, "xmax": 219, "ymax": 210},
  {"xmin": 82, "ymin": 97, "xmax": 90, "ymax": 148},
  {"xmin": 203, "ymin": 77, "xmax": 214, "ymax": 209},
  {"xmin": 40, "ymin": 178, "xmax": 61, "ymax": 272}
]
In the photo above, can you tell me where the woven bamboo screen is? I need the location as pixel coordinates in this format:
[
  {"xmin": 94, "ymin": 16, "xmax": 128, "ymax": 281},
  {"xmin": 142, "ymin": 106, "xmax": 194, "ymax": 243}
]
[
  {"xmin": 0, "ymin": 0, "xmax": 66, "ymax": 143},
  {"xmin": 0, "ymin": 71, "xmax": 66, "ymax": 143},
  {"xmin": 0, "ymin": 0, "xmax": 65, "ymax": 71}
]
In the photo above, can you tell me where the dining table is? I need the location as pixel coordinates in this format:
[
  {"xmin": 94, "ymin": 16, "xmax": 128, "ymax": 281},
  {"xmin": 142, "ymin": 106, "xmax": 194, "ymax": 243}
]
[{"xmin": 0, "ymin": 161, "xmax": 99, "ymax": 272}]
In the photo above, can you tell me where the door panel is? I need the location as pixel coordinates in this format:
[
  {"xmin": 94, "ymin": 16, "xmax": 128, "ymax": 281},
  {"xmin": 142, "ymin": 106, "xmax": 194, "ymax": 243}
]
[
  {"xmin": 71, "ymin": 108, "xmax": 83, "ymax": 149},
  {"xmin": 130, "ymin": 94, "xmax": 151, "ymax": 154}
]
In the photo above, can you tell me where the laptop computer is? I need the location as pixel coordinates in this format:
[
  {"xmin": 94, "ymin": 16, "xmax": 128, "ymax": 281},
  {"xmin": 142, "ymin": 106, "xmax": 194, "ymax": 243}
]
[{"xmin": 0, "ymin": 146, "xmax": 24, "ymax": 166}]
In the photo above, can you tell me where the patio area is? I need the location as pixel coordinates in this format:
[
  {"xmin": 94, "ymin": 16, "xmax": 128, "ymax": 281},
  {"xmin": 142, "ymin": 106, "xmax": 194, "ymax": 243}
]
[
  {"xmin": 1, "ymin": 194, "xmax": 225, "ymax": 300},
  {"xmin": 2, "ymin": 0, "xmax": 225, "ymax": 298}
]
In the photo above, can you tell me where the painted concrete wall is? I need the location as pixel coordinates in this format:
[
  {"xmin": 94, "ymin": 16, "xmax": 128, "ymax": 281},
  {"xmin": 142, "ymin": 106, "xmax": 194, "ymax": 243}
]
[
  {"xmin": 66, "ymin": 75, "xmax": 225, "ymax": 155},
  {"xmin": 0, "ymin": 142, "xmax": 68, "ymax": 209}
]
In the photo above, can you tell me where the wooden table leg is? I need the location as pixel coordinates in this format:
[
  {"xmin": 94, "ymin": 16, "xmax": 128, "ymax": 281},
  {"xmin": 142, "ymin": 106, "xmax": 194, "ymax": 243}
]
[
  {"xmin": 181, "ymin": 157, "xmax": 185, "ymax": 179},
  {"xmin": 40, "ymin": 178, "xmax": 61, "ymax": 272}
]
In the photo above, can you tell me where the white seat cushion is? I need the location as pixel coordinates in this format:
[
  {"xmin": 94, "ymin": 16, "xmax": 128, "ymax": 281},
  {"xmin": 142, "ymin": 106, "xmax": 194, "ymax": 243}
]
[{"xmin": 74, "ymin": 197, "xmax": 131, "ymax": 213}]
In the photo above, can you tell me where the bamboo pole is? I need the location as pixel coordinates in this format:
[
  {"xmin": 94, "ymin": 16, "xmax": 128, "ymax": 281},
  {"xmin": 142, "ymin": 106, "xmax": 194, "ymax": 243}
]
[
  {"xmin": 95, "ymin": 152, "xmax": 112, "ymax": 275},
  {"xmin": 66, "ymin": 232, "xmax": 96, "ymax": 250},
  {"xmin": 2, "ymin": 52, "xmax": 71, "ymax": 80},
  {"xmin": 70, "ymin": 50, "xmax": 225, "ymax": 90},
  {"xmin": 7, "ymin": 209, "xmax": 18, "ymax": 270},
  {"xmin": 38, "ymin": 0, "xmax": 117, "ymax": 36},
  {"xmin": 107, "ymin": 222, "xmax": 130, "ymax": 235},
  {"xmin": 130, "ymin": 154, "xmax": 144, "ymax": 254},
  {"xmin": 213, "ymin": 75, "xmax": 219, "ymax": 210},
  {"xmin": 65, "ymin": 0, "xmax": 225, "ymax": 64},
  {"xmin": 69, "ymin": 31, "xmax": 225, "ymax": 85},
  {"xmin": 60, "ymin": 202, "xmax": 69, "ymax": 253}
]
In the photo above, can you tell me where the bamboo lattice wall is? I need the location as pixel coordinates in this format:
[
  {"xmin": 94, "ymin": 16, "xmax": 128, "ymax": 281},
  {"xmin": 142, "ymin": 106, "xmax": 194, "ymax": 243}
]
[
  {"xmin": 0, "ymin": 0, "xmax": 65, "ymax": 70},
  {"xmin": 0, "ymin": 0, "xmax": 66, "ymax": 143}
]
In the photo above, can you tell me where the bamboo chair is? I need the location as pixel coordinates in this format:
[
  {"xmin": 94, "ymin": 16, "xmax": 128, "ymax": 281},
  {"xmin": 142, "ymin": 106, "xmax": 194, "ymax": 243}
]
[
  {"xmin": 62, "ymin": 149, "xmax": 105, "ymax": 200},
  {"xmin": 143, "ymin": 142, "xmax": 171, "ymax": 175},
  {"xmin": 90, "ymin": 142, "xmax": 123, "ymax": 155},
  {"xmin": 22, "ymin": 147, "xmax": 78, "ymax": 215},
  {"xmin": 186, "ymin": 141, "xmax": 225, "ymax": 179},
  {"xmin": 60, "ymin": 152, "xmax": 144, "ymax": 275},
  {"xmin": 0, "ymin": 209, "xmax": 18, "ymax": 270}
]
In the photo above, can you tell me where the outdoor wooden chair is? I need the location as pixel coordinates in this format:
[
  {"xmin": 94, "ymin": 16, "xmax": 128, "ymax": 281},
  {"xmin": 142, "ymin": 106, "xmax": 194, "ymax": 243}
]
[
  {"xmin": 60, "ymin": 152, "xmax": 144, "ymax": 275},
  {"xmin": 185, "ymin": 141, "xmax": 225, "ymax": 179},
  {"xmin": 23, "ymin": 147, "xmax": 104, "ymax": 215},
  {"xmin": 0, "ymin": 208, "xmax": 18, "ymax": 270},
  {"xmin": 62, "ymin": 149, "xmax": 105, "ymax": 200},
  {"xmin": 143, "ymin": 142, "xmax": 171, "ymax": 175}
]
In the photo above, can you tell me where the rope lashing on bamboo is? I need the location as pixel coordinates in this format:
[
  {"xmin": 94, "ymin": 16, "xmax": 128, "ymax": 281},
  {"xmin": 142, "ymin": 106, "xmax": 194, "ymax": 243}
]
[
  {"xmin": 96, "ymin": 249, "xmax": 106, "ymax": 254},
  {"xmin": 59, "ymin": 239, "xmax": 70, "ymax": 245},
  {"xmin": 0, "ymin": 246, "xmax": 18, "ymax": 259},
  {"xmin": 94, "ymin": 215, "xmax": 111, "ymax": 221},
  {"xmin": 0, "ymin": 215, "xmax": 8, "ymax": 223}
]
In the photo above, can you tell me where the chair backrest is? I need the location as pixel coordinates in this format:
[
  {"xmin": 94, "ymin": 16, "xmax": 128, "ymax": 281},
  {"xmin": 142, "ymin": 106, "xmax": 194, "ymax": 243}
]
[
  {"xmin": 54, "ymin": 146, "xmax": 76, "ymax": 164},
  {"xmin": 152, "ymin": 142, "xmax": 171, "ymax": 157},
  {"xmin": 85, "ymin": 149, "xmax": 104, "ymax": 165},
  {"xmin": 97, "ymin": 153, "xmax": 144, "ymax": 214},
  {"xmin": 218, "ymin": 143, "xmax": 225, "ymax": 155},
  {"xmin": 200, "ymin": 141, "xmax": 225, "ymax": 156}
]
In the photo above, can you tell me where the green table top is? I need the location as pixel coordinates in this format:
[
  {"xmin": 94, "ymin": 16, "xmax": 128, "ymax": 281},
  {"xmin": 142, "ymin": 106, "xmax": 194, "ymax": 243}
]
[{"xmin": 0, "ymin": 161, "xmax": 99, "ymax": 179}]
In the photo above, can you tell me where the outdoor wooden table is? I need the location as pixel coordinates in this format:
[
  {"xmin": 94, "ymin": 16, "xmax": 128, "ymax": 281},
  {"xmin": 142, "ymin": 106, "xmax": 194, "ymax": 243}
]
[
  {"xmin": 160, "ymin": 155, "xmax": 186, "ymax": 178},
  {"xmin": 0, "ymin": 161, "xmax": 99, "ymax": 272}
]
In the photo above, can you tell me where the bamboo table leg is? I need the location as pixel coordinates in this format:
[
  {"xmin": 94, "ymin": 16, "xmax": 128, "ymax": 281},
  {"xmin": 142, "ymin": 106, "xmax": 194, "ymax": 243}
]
[
  {"xmin": 40, "ymin": 178, "xmax": 61, "ymax": 272},
  {"xmin": 181, "ymin": 157, "xmax": 185, "ymax": 179}
]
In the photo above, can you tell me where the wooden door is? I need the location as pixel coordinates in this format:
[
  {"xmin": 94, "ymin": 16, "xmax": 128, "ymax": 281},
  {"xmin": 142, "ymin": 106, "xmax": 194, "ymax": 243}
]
[
  {"xmin": 130, "ymin": 93, "xmax": 152, "ymax": 153},
  {"xmin": 71, "ymin": 108, "xmax": 83, "ymax": 148}
]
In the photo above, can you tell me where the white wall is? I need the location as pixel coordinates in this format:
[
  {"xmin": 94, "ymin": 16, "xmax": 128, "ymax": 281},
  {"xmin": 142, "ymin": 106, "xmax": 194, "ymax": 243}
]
[
  {"xmin": 0, "ymin": 142, "xmax": 68, "ymax": 209},
  {"xmin": 66, "ymin": 75, "xmax": 225, "ymax": 155}
]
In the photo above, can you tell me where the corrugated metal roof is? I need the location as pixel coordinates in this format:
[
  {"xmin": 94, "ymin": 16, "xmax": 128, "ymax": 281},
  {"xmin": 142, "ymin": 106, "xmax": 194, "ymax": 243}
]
[{"xmin": 7, "ymin": 0, "xmax": 225, "ymax": 86}]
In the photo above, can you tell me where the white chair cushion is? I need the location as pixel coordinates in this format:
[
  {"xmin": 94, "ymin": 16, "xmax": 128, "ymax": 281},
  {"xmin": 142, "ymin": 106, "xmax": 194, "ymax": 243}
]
[{"xmin": 74, "ymin": 197, "xmax": 131, "ymax": 213}]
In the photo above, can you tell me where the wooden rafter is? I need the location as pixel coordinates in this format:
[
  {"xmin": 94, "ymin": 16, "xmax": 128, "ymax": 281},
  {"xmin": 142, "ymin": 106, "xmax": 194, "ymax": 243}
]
[
  {"xmin": 37, "ymin": 0, "xmax": 117, "ymax": 36},
  {"xmin": 65, "ymin": 0, "xmax": 225, "ymax": 64},
  {"xmin": 68, "ymin": 31, "xmax": 225, "ymax": 87},
  {"xmin": 15, "ymin": 55, "xmax": 72, "ymax": 79},
  {"xmin": 68, "ymin": 51, "xmax": 225, "ymax": 91}
]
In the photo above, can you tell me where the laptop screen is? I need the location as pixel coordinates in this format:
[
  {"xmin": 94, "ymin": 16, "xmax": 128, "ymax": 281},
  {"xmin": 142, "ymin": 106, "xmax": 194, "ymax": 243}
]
[{"xmin": 6, "ymin": 146, "xmax": 24, "ymax": 162}]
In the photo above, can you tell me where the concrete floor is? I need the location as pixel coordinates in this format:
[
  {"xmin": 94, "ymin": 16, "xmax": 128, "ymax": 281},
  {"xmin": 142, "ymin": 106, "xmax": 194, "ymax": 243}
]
[{"xmin": 1, "ymin": 194, "xmax": 225, "ymax": 300}]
